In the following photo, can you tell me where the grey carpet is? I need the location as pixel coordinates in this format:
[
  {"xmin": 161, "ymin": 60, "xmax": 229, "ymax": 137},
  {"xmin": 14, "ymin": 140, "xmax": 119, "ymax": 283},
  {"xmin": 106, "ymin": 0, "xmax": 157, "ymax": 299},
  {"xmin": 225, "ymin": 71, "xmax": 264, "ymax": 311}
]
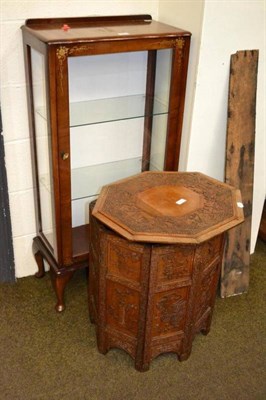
[{"xmin": 0, "ymin": 240, "xmax": 265, "ymax": 400}]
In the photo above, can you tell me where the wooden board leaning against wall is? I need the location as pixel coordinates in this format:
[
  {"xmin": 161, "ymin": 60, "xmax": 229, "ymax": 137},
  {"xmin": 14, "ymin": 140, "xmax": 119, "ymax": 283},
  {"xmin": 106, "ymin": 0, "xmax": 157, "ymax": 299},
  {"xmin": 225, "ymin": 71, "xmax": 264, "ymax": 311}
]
[{"xmin": 221, "ymin": 50, "xmax": 259, "ymax": 298}]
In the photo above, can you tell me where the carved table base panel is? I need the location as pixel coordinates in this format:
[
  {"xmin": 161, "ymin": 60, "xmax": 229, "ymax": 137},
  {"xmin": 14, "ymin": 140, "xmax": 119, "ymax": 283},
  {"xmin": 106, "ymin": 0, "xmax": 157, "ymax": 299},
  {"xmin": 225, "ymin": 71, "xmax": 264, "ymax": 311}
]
[{"xmin": 89, "ymin": 207, "xmax": 224, "ymax": 371}]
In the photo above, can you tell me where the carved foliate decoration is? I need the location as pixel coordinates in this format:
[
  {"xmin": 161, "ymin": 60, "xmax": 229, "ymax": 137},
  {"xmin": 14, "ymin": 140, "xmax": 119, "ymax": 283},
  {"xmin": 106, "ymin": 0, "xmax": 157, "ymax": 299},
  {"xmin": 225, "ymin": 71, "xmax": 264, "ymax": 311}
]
[
  {"xmin": 155, "ymin": 247, "xmax": 193, "ymax": 282},
  {"xmin": 89, "ymin": 192, "xmax": 228, "ymax": 371},
  {"xmin": 108, "ymin": 242, "xmax": 142, "ymax": 284},
  {"xmin": 106, "ymin": 281, "xmax": 139, "ymax": 335},
  {"xmin": 94, "ymin": 171, "xmax": 243, "ymax": 243},
  {"xmin": 56, "ymin": 45, "xmax": 93, "ymax": 93},
  {"xmin": 175, "ymin": 38, "xmax": 185, "ymax": 49},
  {"xmin": 194, "ymin": 262, "xmax": 219, "ymax": 325},
  {"xmin": 196, "ymin": 236, "xmax": 221, "ymax": 269},
  {"xmin": 175, "ymin": 38, "xmax": 185, "ymax": 69},
  {"xmin": 153, "ymin": 292, "xmax": 187, "ymax": 335},
  {"xmin": 161, "ymin": 255, "xmax": 187, "ymax": 280}
]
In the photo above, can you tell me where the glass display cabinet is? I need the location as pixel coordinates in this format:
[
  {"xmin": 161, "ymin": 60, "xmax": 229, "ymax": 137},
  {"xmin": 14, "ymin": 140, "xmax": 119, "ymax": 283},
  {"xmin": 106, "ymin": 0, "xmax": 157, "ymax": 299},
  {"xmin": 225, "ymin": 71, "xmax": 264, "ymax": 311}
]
[{"xmin": 21, "ymin": 15, "xmax": 191, "ymax": 311}]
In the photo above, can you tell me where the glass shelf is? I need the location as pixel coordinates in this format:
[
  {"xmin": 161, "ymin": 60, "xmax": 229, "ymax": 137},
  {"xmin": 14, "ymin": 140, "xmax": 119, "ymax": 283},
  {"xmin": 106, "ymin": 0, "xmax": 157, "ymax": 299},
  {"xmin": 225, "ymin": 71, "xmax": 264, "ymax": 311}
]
[
  {"xmin": 39, "ymin": 157, "xmax": 160, "ymax": 202},
  {"xmin": 36, "ymin": 94, "xmax": 169, "ymax": 127},
  {"xmin": 71, "ymin": 157, "xmax": 159, "ymax": 201}
]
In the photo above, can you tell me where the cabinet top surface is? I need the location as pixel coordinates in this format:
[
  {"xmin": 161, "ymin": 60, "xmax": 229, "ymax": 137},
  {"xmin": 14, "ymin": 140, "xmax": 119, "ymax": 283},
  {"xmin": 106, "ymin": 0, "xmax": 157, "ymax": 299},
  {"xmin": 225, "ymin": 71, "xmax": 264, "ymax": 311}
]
[
  {"xmin": 21, "ymin": 15, "xmax": 191, "ymax": 44},
  {"xmin": 93, "ymin": 172, "xmax": 244, "ymax": 244}
]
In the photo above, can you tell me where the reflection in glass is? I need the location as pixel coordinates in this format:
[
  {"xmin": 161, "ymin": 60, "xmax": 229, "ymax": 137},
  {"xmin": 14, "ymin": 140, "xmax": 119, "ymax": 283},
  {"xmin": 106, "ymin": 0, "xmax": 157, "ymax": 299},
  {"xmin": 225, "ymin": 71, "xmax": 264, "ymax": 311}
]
[
  {"xmin": 68, "ymin": 50, "xmax": 172, "ymax": 229},
  {"xmin": 36, "ymin": 94, "xmax": 168, "ymax": 127},
  {"xmin": 31, "ymin": 48, "xmax": 56, "ymax": 252}
]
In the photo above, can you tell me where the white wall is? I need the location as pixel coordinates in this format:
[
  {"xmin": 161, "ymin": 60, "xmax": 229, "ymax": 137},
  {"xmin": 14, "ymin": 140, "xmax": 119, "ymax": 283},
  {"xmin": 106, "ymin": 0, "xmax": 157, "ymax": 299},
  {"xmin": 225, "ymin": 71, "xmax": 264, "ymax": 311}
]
[
  {"xmin": 158, "ymin": 0, "xmax": 205, "ymax": 171},
  {"xmin": 159, "ymin": 0, "xmax": 266, "ymax": 253},
  {"xmin": 186, "ymin": 0, "xmax": 265, "ymax": 252},
  {"xmin": 0, "ymin": 1, "xmax": 159, "ymax": 278}
]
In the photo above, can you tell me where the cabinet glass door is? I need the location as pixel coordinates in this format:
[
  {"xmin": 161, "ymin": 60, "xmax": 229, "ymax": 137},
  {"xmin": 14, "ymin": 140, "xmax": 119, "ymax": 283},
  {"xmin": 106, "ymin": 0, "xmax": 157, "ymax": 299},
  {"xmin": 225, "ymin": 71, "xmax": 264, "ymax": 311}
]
[
  {"xmin": 31, "ymin": 48, "xmax": 56, "ymax": 255},
  {"xmin": 68, "ymin": 49, "xmax": 172, "ymax": 232}
]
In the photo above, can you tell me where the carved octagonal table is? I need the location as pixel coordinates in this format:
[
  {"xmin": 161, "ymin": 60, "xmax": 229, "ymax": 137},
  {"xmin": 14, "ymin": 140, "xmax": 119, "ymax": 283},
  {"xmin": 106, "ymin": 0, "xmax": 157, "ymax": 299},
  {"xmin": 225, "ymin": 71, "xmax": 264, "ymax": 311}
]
[{"xmin": 88, "ymin": 172, "xmax": 244, "ymax": 371}]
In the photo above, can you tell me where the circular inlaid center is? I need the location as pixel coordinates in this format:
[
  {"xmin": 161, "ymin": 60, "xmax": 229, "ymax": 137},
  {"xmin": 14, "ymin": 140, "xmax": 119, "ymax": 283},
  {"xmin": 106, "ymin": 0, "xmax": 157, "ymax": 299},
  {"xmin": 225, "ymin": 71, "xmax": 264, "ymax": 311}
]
[{"xmin": 136, "ymin": 185, "xmax": 203, "ymax": 217}]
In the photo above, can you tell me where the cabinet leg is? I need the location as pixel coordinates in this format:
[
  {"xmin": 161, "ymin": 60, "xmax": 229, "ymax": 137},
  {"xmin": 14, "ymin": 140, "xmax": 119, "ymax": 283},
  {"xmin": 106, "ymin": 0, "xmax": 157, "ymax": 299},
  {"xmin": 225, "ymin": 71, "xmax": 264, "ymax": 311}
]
[
  {"xmin": 178, "ymin": 350, "xmax": 192, "ymax": 362},
  {"xmin": 178, "ymin": 339, "xmax": 193, "ymax": 362},
  {"xmin": 97, "ymin": 346, "xmax": 108, "ymax": 355},
  {"xmin": 34, "ymin": 250, "xmax": 46, "ymax": 278},
  {"xmin": 135, "ymin": 360, "xmax": 150, "ymax": 372},
  {"xmin": 50, "ymin": 270, "xmax": 74, "ymax": 312},
  {"xmin": 201, "ymin": 327, "xmax": 210, "ymax": 336},
  {"xmin": 89, "ymin": 312, "xmax": 95, "ymax": 324},
  {"xmin": 96, "ymin": 330, "xmax": 108, "ymax": 355},
  {"xmin": 201, "ymin": 318, "xmax": 212, "ymax": 336}
]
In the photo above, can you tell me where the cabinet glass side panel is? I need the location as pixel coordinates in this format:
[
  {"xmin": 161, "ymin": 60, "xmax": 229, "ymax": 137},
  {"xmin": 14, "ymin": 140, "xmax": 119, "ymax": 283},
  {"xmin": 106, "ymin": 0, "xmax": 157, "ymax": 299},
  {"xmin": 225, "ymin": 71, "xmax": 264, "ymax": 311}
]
[
  {"xmin": 68, "ymin": 50, "xmax": 171, "ymax": 230},
  {"xmin": 31, "ymin": 48, "xmax": 56, "ymax": 252},
  {"xmin": 149, "ymin": 49, "xmax": 172, "ymax": 171}
]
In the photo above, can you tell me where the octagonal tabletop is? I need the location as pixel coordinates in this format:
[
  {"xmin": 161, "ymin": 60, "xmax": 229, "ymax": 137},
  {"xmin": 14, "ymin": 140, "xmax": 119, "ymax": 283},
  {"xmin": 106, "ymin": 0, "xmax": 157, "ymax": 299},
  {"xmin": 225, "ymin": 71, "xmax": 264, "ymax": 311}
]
[{"xmin": 92, "ymin": 172, "xmax": 244, "ymax": 244}]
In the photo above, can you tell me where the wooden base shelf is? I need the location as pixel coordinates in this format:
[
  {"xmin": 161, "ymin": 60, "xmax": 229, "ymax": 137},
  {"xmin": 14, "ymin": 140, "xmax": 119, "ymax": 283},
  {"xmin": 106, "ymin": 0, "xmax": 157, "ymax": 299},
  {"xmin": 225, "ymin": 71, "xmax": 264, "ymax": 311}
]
[{"xmin": 73, "ymin": 224, "xmax": 90, "ymax": 259}]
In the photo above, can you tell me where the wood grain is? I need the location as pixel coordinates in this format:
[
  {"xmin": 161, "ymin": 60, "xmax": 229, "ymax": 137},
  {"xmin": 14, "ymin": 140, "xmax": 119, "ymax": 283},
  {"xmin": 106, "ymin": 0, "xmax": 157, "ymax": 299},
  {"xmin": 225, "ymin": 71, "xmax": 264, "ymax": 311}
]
[
  {"xmin": 21, "ymin": 15, "xmax": 191, "ymax": 311},
  {"xmin": 89, "ymin": 201, "xmax": 226, "ymax": 371},
  {"xmin": 93, "ymin": 171, "xmax": 244, "ymax": 244},
  {"xmin": 221, "ymin": 50, "xmax": 259, "ymax": 298}
]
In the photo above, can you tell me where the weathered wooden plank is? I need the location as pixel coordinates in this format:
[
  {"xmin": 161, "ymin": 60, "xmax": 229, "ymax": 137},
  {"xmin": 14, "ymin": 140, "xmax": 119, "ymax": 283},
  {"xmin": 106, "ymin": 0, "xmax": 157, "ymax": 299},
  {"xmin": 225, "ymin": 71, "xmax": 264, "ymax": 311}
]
[{"xmin": 221, "ymin": 50, "xmax": 259, "ymax": 298}]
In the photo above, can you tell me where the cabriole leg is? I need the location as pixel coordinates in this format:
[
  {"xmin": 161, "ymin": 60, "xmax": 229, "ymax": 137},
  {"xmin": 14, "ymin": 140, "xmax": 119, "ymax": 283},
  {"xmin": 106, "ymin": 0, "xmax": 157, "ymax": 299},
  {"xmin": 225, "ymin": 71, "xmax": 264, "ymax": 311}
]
[
  {"xmin": 50, "ymin": 270, "xmax": 74, "ymax": 312},
  {"xmin": 34, "ymin": 250, "xmax": 46, "ymax": 278}
]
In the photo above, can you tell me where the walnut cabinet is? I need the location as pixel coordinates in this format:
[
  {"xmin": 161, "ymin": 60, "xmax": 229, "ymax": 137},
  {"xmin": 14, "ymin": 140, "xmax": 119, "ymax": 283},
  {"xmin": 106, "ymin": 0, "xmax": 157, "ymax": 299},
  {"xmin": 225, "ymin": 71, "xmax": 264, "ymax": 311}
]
[{"xmin": 21, "ymin": 15, "xmax": 191, "ymax": 311}]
